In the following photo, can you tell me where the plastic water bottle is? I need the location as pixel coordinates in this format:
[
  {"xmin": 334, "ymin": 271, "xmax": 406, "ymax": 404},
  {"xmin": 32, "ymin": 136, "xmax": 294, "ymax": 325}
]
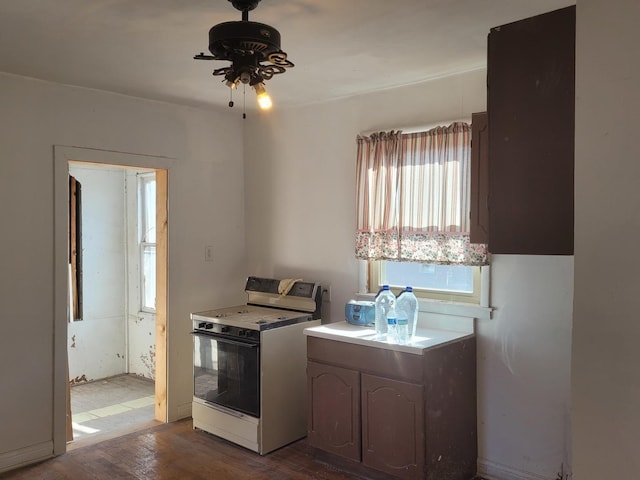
[
  {"xmin": 374, "ymin": 285, "xmax": 396, "ymax": 338},
  {"xmin": 396, "ymin": 286, "xmax": 419, "ymax": 340},
  {"xmin": 386, "ymin": 304, "xmax": 398, "ymax": 344},
  {"xmin": 396, "ymin": 309, "xmax": 409, "ymax": 344}
]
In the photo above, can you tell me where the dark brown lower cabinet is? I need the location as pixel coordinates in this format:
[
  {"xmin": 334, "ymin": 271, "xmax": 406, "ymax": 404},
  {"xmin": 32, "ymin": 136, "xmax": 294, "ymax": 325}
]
[
  {"xmin": 307, "ymin": 361, "xmax": 361, "ymax": 461},
  {"xmin": 307, "ymin": 336, "xmax": 477, "ymax": 480},
  {"xmin": 361, "ymin": 374, "xmax": 425, "ymax": 478}
]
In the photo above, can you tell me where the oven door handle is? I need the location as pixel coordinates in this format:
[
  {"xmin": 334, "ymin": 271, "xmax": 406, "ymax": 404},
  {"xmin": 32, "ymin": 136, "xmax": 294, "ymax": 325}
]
[
  {"xmin": 202, "ymin": 400, "xmax": 246, "ymax": 418},
  {"xmin": 191, "ymin": 331, "xmax": 259, "ymax": 348}
]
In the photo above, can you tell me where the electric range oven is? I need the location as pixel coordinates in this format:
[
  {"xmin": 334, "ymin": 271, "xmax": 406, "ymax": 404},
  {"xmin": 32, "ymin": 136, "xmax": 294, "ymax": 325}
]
[{"xmin": 191, "ymin": 276, "xmax": 322, "ymax": 455}]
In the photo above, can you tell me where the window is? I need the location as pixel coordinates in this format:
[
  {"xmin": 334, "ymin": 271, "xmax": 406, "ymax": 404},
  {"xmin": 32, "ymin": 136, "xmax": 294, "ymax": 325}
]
[
  {"xmin": 355, "ymin": 123, "xmax": 488, "ymax": 304},
  {"xmin": 369, "ymin": 260, "xmax": 481, "ymax": 303},
  {"xmin": 138, "ymin": 173, "xmax": 156, "ymax": 312},
  {"xmin": 69, "ymin": 175, "xmax": 83, "ymax": 320}
]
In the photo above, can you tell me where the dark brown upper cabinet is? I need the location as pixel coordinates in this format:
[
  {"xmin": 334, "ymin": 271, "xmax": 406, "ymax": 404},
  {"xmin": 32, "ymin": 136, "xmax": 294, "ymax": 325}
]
[
  {"xmin": 487, "ymin": 6, "xmax": 575, "ymax": 255},
  {"xmin": 470, "ymin": 111, "xmax": 489, "ymax": 245}
]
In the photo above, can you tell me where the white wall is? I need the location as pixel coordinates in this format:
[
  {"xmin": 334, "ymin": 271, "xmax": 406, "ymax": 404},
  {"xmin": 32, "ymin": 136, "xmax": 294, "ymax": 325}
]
[
  {"xmin": 480, "ymin": 255, "xmax": 573, "ymax": 479},
  {"xmin": 244, "ymin": 69, "xmax": 574, "ymax": 480},
  {"xmin": 67, "ymin": 164, "xmax": 127, "ymax": 382},
  {"xmin": 573, "ymin": 0, "xmax": 640, "ymax": 478},
  {"xmin": 66, "ymin": 165, "xmax": 156, "ymax": 382},
  {"xmin": 0, "ymin": 72, "xmax": 247, "ymax": 470}
]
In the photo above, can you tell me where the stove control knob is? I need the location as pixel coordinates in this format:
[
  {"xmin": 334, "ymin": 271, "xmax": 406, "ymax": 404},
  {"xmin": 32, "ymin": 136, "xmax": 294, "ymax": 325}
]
[
  {"xmin": 220, "ymin": 326, "xmax": 230, "ymax": 333},
  {"xmin": 198, "ymin": 322, "xmax": 207, "ymax": 329},
  {"xmin": 238, "ymin": 329, "xmax": 247, "ymax": 337},
  {"xmin": 205, "ymin": 323, "xmax": 214, "ymax": 329}
]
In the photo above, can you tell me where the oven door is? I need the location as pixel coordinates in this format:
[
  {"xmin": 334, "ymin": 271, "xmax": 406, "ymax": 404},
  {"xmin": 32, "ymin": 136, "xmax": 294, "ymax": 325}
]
[{"xmin": 192, "ymin": 330, "xmax": 260, "ymax": 418}]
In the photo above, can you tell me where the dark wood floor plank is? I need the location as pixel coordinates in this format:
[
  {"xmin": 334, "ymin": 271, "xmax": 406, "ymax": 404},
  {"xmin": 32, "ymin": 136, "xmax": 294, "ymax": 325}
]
[
  {"xmin": 1, "ymin": 419, "xmax": 484, "ymax": 479},
  {"xmin": 0, "ymin": 419, "xmax": 375, "ymax": 480}
]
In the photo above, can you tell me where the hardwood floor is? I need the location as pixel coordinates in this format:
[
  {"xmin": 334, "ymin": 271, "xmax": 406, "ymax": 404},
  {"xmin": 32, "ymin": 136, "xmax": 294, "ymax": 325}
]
[
  {"xmin": 1, "ymin": 419, "xmax": 485, "ymax": 479},
  {"xmin": 1, "ymin": 419, "xmax": 366, "ymax": 479}
]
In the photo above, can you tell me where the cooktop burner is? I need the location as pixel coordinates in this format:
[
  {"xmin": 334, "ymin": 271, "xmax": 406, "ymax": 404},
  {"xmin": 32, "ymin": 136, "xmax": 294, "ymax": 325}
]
[
  {"xmin": 210, "ymin": 308, "xmax": 250, "ymax": 318},
  {"xmin": 191, "ymin": 304, "xmax": 312, "ymax": 331}
]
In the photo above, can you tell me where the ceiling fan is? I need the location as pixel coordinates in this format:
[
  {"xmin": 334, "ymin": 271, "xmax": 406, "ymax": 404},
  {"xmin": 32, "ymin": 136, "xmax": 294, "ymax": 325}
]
[{"xmin": 194, "ymin": 0, "xmax": 294, "ymax": 112}]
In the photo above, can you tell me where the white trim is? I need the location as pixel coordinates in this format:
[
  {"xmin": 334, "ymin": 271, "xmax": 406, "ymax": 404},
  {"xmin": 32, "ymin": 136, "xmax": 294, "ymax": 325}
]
[
  {"xmin": 357, "ymin": 259, "xmax": 368, "ymax": 294},
  {"xmin": 53, "ymin": 145, "xmax": 175, "ymax": 456},
  {"xmin": 55, "ymin": 145, "xmax": 175, "ymax": 169},
  {"xmin": 53, "ymin": 149, "xmax": 70, "ymax": 455},
  {"xmin": 480, "ymin": 264, "xmax": 491, "ymax": 307},
  {"xmin": 417, "ymin": 298, "xmax": 492, "ymax": 320},
  {"xmin": 357, "ymin": 292, "xmax": 492, "ymax": 321},
  {"xmin": 0, "ymin": 441, "xmax": 53, "ymax": 474},
  {"xmin": 367, "ymin": 261, "xmax": 491, "ymax": 311},
  {"xmin": 478, "ymin": 458, "xmax": 555, "ymax": 480}
]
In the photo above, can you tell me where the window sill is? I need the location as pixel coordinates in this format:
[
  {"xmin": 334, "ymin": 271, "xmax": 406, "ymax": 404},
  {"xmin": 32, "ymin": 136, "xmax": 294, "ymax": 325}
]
[{"xmin": 356, "ymin": 293, "xmax": 493, "ymax": 321}]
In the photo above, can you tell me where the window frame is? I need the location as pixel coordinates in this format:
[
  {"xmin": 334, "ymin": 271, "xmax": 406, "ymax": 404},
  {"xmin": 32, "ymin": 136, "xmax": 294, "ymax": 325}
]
[
  {"xmin": 356, "ymin": 119, "xmax": 492, "ymax": 312},
  {"xmin": 368, "ymin": 260, "xmax": 482, "ymax": 304},
  {"xmin": 137, "ymin": 172, "xmax": 156, "ymax": 314}
]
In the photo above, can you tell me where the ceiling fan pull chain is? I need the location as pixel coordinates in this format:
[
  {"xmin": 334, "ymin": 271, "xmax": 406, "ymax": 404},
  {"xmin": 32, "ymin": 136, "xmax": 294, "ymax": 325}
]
[{"xmin": 243, "ymin": 84, "xmax": 247, "ymax": 119}]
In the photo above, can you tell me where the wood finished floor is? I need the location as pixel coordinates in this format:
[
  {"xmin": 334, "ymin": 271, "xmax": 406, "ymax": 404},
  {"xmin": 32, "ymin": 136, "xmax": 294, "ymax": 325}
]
[
  {"xmin": 2, "ymin": 419, "xmax": 365, "ymax": 480},
  {"xmin": 1, "ymin": 418, "xmax": 486, "ymax": 480}
]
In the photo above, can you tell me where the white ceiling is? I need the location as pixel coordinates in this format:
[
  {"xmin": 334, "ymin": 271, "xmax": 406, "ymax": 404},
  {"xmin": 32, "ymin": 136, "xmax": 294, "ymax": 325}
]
[{"xmin": 0, "ymin": 0, "xmax": 574, "ymax": 111}]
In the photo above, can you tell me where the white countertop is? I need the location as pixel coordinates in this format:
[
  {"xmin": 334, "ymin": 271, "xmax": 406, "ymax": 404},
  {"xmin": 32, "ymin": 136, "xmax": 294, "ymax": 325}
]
[{"xmin": 304, "ymin": 321, "xmax": 474, "ymax": 355}]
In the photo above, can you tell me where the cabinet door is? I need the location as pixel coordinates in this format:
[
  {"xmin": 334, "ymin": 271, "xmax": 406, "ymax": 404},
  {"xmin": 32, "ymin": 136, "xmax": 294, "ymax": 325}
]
[
  {"xmin": 470, "ymin": 111, "xmax": 489, "ymax": 244},
  {"xmin": 487, "ymin": 6, "xmax": 575, "ymax": 254},
  {"xmin": 307, "ymin": 361, "xmax": 361, "ymax": 461},
  {"xmin": 361, "ymin": 374, "xmax": 424, "ymax": 479}
]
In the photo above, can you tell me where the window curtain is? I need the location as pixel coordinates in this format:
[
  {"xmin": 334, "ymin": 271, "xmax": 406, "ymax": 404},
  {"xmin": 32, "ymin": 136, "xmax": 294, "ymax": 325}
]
[{"xmin": 355, "ymin": 123, "xmax": 488, "ymax": 266}]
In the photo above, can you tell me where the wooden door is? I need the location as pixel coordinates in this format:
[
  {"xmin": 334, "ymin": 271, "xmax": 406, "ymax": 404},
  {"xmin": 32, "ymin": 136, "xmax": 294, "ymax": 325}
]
[
  {"xmin": 470, "ymin": 112, "xmax": 489, "ymax": 244},
  {"xmin": 487, "ymin": 6, "xmax": 575, "ymax": 254},
  {"xmin": 361, "ymin": 373, "xmax": 424, "ymax": 479},
  {"xmin": 307, "ymin": 361, "xmax": 361, "ymax": 461}
]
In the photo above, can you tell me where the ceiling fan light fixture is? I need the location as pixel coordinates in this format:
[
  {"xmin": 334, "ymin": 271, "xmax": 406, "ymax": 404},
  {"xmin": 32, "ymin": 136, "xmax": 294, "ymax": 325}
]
[
  {"xmin": 194, "ymin": 0, "xmax": 293, "ymax": 111},
  {"xmin": 253, "ymin": 82, "xmax": 272, "ymax": 110}
]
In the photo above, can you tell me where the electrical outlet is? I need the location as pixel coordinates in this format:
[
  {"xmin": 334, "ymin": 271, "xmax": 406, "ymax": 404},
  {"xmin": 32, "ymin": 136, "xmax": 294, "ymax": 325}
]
[
  {"xmin": 323, "ymin": 285, "xmax": 331, "ymax": 302},
  {"xmin": 205, "ymin": 245, "xmax": 214, "ymax": 262}
]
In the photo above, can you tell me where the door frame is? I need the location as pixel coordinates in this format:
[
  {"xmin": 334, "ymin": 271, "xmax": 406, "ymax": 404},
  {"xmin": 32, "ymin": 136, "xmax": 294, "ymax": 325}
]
[{"xmin": 53, "ymin": 146, "xmax": 173, "ymax": 454}]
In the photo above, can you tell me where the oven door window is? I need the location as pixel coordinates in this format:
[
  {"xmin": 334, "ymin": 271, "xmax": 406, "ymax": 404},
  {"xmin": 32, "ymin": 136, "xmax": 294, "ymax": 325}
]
[{"xmin": 193, "ymin": 332, "xmax": 260, "ymax": 417}]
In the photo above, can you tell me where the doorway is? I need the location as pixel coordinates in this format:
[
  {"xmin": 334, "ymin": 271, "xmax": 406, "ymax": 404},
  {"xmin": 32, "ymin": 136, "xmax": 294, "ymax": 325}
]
[
  {"xmin": 53, "ymin": 146, "xmax": 170, "ymax": 454},
  {"xmin": 67, "ymin": 163, "xmax": 158, "ymax": 445}
]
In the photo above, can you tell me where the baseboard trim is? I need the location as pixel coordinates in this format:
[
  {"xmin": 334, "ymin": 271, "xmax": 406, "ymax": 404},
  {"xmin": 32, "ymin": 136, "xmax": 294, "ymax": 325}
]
[
  {"xmin": 0, "ymin": 441, "xmax": 53, "ymax": 474},
  {"xmin": 478, "ymin": 458, "xmax": 552, "ymax": 480}
]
